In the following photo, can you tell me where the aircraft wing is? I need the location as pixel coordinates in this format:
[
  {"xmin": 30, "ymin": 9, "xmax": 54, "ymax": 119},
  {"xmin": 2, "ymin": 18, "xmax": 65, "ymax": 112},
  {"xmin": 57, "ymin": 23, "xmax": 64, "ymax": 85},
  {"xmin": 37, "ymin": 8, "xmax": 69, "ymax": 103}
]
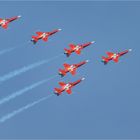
[
  {"xmin": 66, "ymin": 88, "xmax": 72, "ymax": 94},
  {"xmin": 69, "ymin": 44, "xmax": 76, "ymax": 50},
  {"xmin": 113, "ymin": 56, "xmax": 119, "ymax": 63},
  {"xmin": 106, "ymin": 52, "xmax": 114, "ymax": 57},
  {"xmin": 59, "ymin": 82, "xmax": 66, "ymax": 87},
  {"xmin": 63, "ymin": 63, "xmax": 70, "ymax": 70},
  {"xmin": 75, "ymin": 49, "xmax": 81, "ymax": 55},
  {"xmin": 36, "ymin": 32, "xmax": 43, "ymax": 36},
  {"xmin": 70, "ymin": 68, "xmax": 76, "ymax": 75}
]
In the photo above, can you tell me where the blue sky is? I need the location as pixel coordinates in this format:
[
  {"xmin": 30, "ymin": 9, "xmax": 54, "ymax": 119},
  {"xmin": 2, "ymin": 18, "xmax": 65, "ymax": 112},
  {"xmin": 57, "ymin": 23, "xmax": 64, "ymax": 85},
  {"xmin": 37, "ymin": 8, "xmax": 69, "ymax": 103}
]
[{"xmin": 0, "ymin": 1, "xmax": 140, "ymax": 139}]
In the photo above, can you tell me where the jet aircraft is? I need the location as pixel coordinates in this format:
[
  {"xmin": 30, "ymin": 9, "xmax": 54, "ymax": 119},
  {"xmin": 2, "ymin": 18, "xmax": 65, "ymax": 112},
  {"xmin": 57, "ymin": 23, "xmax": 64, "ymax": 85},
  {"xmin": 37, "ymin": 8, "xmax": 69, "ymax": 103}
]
[
  {"xmin": 102, "ymin": 49, "xmax": 132, "ymax": 64},
  {"xmin": 54, "ymin": 78, "xmax": 85, "ymax": 96},
  {"xmin": 31, "ymin": 29, "xmax": 61, "ymax": 44},
  {"xmin": 59, "ymin": 60, "xmax": 89, "ymax": 77},
  {"xmin": 64, "ymin": 41, "xmax": 95, "ymax": 57},
  {"xmin": 0, "ymin": 15, "xmax": 21, "ymax": 29}
]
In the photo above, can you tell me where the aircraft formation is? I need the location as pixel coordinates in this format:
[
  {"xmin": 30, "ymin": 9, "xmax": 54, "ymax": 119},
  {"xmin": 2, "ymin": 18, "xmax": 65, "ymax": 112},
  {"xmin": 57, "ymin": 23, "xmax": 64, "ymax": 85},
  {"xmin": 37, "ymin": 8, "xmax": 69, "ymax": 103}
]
[{"xmin": 0, "ymin": 15, "xmax": 132, "ymax": 96}]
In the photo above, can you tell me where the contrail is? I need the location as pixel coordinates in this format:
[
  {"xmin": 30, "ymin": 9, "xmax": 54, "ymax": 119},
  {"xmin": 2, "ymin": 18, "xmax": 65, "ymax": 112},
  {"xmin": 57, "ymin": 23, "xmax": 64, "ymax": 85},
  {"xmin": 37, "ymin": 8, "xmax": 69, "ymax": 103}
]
[
  {"xmin": 0, "ymin": 53, "xmax": 63, "ymax": 82},
  {"xmin": 0, "ymin": 47, "xmax": 16, "ymax": 55},
  {"xmin": 0, "ymin": 41, "xmax": 30, "ymax": 56},
  {"xmin": 0, "ymin": 94, "xmax": 53, "ymax": 123},
  {"xmin": 0, "ymin": 75, "xmax": 57, "ymax": 105}
]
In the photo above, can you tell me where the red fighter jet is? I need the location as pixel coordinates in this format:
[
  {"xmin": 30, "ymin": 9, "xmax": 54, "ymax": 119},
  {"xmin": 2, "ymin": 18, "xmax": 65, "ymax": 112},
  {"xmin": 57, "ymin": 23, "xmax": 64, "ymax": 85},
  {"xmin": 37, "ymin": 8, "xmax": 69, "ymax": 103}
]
[
  {"xmin": 59, "ymin": 60, "xmax": 89, "ymax": 77},
  {"xmin": 31, "ymin": 29, "xmax": 61, "ymax": 44},
  {"xmin": 64, "ymin": 41, "xmax": 95, "ymax": 57},
  {"xmin": 0, "ymin": 15, "xmax": 21, "ymax": 29},
  {"xmin": 102, "ymin": 49, "xmax": 132, "ymax": 64},
  {"xmin": 54, "ymin": 78, "xmax": 85, "ymax": 96}
]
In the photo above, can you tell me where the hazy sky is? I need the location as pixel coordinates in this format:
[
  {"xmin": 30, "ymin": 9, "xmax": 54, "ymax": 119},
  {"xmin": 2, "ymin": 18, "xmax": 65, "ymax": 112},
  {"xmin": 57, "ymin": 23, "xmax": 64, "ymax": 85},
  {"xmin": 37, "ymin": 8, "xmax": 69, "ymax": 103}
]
[{"xmin": 0, "ymin": 1, "xmax": 140, "ymax": 139}]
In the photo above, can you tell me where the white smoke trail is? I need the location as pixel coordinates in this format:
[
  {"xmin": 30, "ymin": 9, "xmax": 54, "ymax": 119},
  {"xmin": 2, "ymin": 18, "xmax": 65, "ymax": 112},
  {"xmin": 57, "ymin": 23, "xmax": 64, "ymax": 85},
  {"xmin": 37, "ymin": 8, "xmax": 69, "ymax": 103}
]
[
  {"xmin": 0, "ymin": 41, "xmax": 30, "ymax": 56},
  {"xmin": 0, "ymin": 94, "xmax": 54, "ymax": 123},
  {"xmin": 0, "ymin": 47, "xmax": 16, "ymax": 55},
  {"xmin": 0, "ymin": 75, "xmax": 57, "ymax": 105},
  {"xmin": 0, "ymin": 54, "xmax": 63, "ymax": 82}
]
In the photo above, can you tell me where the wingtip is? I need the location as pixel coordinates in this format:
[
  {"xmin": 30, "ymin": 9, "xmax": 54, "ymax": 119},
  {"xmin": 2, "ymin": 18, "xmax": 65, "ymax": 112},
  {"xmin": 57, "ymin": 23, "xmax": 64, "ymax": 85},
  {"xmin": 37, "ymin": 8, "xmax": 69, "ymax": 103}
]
[
  {"xmin": 129, "ymin": 49, "xmax": 132, "ymax": 52},
  {"xmin": 58, "ymin": 29, "xmax": 62, "ymax": 31}
]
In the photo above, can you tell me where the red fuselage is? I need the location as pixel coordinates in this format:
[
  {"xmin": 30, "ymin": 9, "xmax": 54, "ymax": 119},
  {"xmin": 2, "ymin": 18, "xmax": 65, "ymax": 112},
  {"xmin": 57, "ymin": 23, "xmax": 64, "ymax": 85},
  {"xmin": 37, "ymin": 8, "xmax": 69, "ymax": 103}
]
[
  {"xmin": 70, "ymin": 42, "xmax": 93, "ymax": 53},
  {"xmin": 31, "ymin": 29, "xmax": 61, "ymax": 44},
  {"xmin": 54, "ymin": 78, "xmax": 84, "ymax": 95},
  {"xmin": 0, "ymin": 16, "xmax": 21, "ymax": 29},
  {"xmin": 102, "ymin": 49, "xmax": 131, "ymax": 64},
  {"xmin": 64, "ymin": 41, "xmax": 94, "ymax": 57},
  {"xmin": 59, "ymin": 60, "xmax": 88, "ymax": 77}
]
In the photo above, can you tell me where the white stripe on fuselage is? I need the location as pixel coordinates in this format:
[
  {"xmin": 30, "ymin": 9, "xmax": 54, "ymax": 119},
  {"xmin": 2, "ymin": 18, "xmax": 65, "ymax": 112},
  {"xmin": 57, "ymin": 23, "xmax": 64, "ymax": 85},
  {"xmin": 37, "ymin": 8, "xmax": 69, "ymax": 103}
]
[
  {"xmin": 112, "ymin": 54, "xmax": 119, "ymax": 59},
  {"xmin": 74, "ymin": 45, "xmax": 81, "ymax": 51},
  {"xmin": 0, "ymin": 20, "xmax": 7, "ymax": 25},
  {"xmin": 68, "ymin": 65, "xmax": 76, "ymax": 71},
  {"xmin": 64, "ymin": 84, "xmax": 71, "ymax": 90},
  {"xmin": 40, "ymin": 33, "xmax": 48, "ymax": 38}
]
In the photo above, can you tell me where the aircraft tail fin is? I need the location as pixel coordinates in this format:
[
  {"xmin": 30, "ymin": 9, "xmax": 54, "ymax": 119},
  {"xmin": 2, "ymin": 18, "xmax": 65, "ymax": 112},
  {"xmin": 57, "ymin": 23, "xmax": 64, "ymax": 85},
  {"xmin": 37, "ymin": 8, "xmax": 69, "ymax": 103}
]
[
  {"xmin": 59, "ymin": 69, "xmax": 66, "ymax": 77},
  {"xmin": 64, "ymin": 48, "xmax": 71, "ymax": 57},
  {"xmin": 54, "ymin": 88, "xmax": 61, "ymax": 95},
  {"xmin": 32, "ymin": 36, "xmax": 38, "ymax": 41},
  {"xmin": 102, "ymin": 56, "xmax": 108, "ymax": 64}
]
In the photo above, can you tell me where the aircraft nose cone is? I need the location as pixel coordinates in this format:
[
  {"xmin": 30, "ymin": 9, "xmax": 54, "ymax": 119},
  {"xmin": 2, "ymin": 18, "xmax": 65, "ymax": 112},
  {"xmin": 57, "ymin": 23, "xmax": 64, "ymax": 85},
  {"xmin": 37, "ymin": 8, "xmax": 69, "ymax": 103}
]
[
  {"xmin": 91, "ymin": 41, "xmax": 95, "ymax": 44},
  {"xmin": 81, "ymin": 78, "xmax": 85, "ymax": 81}
]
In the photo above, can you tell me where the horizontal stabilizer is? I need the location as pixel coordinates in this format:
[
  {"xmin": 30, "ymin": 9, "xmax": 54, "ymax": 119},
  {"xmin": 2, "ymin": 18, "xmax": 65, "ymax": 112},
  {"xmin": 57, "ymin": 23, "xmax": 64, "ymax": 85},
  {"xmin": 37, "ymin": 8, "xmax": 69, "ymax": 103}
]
[
  {"xmin": 102, "ymin": 56, "xmax": 109, "ymax": 64},
  {"xmin": 59, "ymin": 69, "xmax": 66, "ymax": 76},
  {"xmin": 54, "ymin": 88, "xmax": 61, "ymax": 94}
]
